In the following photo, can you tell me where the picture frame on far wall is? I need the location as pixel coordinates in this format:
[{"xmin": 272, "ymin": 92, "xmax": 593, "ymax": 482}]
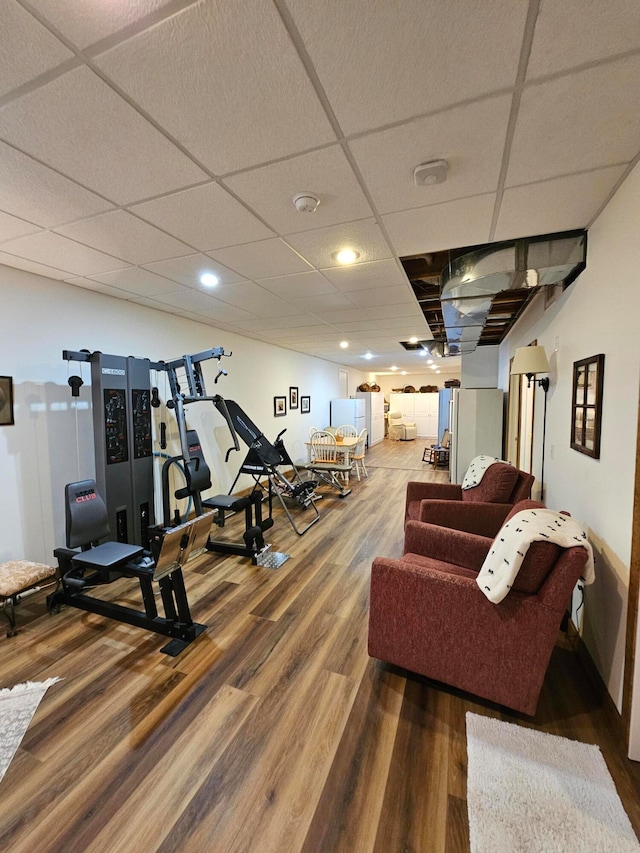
[
  {"xmin": 274, "ymin": 395, "xmax": 286, "ymax": 417},
  {"xmin": 0, "ymin": 375, "xmax": 15, "ymax": 426},
  {"xmin": 300, "ymin": 395, "xmax": 310, "ymax": 414},
  {"xmin": 289, "ymin": 386, "xmax": 298, "ymax": 410},
  {"xmin": 571, "ymin": 353, "xmax": 605, "ymax": 459}
]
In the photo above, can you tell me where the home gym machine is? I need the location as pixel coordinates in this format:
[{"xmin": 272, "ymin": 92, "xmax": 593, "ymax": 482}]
[
  {"xmin": 160, "ymin": 348, "xmax": 291, "ymax": 568},
  {"xmin": 55, "ymin": 349, "xmax": 208, "ymax": 653}
]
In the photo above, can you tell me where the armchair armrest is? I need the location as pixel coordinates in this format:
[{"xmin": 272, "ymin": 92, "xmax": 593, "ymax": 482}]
[
  {"xmin": 403, "ymin": 520, "xmax": 491, "ymax": 570},
  {"xmin": 405, "ymin": 480, "xmax": 462, "ymax": 520},
  {"xmin": 417, "ymin": 500, "xmax": 513, "ymax": 537}
]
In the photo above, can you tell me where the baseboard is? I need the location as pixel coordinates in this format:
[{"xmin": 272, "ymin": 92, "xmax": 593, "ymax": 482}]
[{"xmin": 567, "ymin": 619, "xmax": 626, "ymax": 749}]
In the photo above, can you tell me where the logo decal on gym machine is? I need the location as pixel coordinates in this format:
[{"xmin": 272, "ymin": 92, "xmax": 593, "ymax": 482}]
[
  {"xmin": 75, "ymin": 492, "xmax": 97, "ymax": 502},
  {"xmin": 102, "ymin": 368, "xmax": 126, "ymax": 375}
]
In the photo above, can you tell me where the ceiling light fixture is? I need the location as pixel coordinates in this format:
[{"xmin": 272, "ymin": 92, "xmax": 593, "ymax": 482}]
[
  {"xmin": 292, "ymin": 192, "xmax": 320, "ymax": 213},
  {"xmin": 340, "ymin": 340, "xmax": 349, "ymax": 349},
  {"xmin": 413, "ymin": 159, "xmax": 448, "ymax": 187},
  {"xmin": 391, "ymin": 365, "xmax": 398, "ymax": 371},
  {"xmin": 409, "ymin": 336, "xmax": 418, "ymax": 344},
  {"xmin": 333, "ymin": 248, "xmax": 360, "ymax": 265},
  {"xmin": 199, "ymin": 272, "xmax": 219, "ymax": 287},
  {"xmin": 364, "ymin": 352, "xmax": 373, "ymax": 360}
]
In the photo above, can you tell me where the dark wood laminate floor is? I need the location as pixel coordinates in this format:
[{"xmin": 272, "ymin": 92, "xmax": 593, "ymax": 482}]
[{"xmin": 1, "ymin": 439, "xmax": 639, "ymax": 852}]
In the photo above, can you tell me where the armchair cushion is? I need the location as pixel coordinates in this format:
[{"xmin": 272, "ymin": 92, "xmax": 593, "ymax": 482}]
[{"xmin": 461, "ymin": 462, "xmax": 519, "ymax": 503}]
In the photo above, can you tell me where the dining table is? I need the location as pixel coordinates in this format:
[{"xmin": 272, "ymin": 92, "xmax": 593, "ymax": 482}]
[{"xmin": 305, "ymin": 436, "xmax": 358, "ymax": 482}]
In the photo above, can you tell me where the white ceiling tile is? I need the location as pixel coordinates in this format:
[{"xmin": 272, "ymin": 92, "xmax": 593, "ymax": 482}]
[
  {"xmin": 149, "ymin": 289, "xmax": 224, "ymax": 312},
  {"xmin": 0, "ymin": 0, "xmax": 74, "ymax": 97},
  {"xmin": 215, "ymin": 282, "xmax": 302, "ymax": 319},
  {"xmin": 27, "ymin": 0, "xmax": 178, "ymax": 49},
  {"xmin": 383, "ymin": 194, "xmax": 495, "ymax": 255},
  {"xmin": 527, "ymin": 0, "xmax": 640, "ymax": 79},
  {"xmin": 130, "ymin": 182, "xmax": 273, "ymax": 251},
  {"xmin": 0, "ymin": 140, "xmax": 114, "ymax": 227},
  {"xmin": 363, "ymin": 304, "xmax": 425, "ymax": 321},
  {"xmin": 309, "ymin": 309, "xmax": 365, "ymax": 325},
  {"xmin": 54, "ymin": 210, "xmax": 192, "ymax": 264},
  {"xmin": 0, "ymin": 210, "xmax": 41, "ymax": 243},
  {"xmin": 142, "ymin": 253, "xmax": 246, "ymax": 286},
  {"xmin": 93, "ymin": 0, "xmax": 335, "ymax": 173},
  {"xmin": 0, "ymin": 252, "xmax": 69, "ymax": 280},
  {"xmin": 258, "ymin": 271, "xmax": 335, "ymax": 300},
  {"xmin": 346, "ymin": 285, "xmax": 415, "ymax": 308},
  {"xmin": 0, "ymin": 66, "xmax": 207, "ymax": 203},
  {"xmin": 349, "ymin": 95, "xmax": 512, "ymax": 214},
  {"xmin": 285, "ymin": 0, "xmax": 528, "ymax": 134},
  {"xmin": 328, "ymin": 321, "xmax": 380, "ymax": 333},
  {"xmin": 284, "ymin": 219, "xmax": 393, "ymax": 268},
  {"xmin": 64, "ymin": 275, "xmax": 133, "ymax": 298},
  {"xmin": 87, "ymin": 267, "xmax": 189, "ymax": 297},
  {"xmin": 197, "ymin": 300, "xmax": 256, "ymax": 324},
  {"xmin": 508, "ymin": 56, "xmax": 640, "ymax": 186},
  {"xmin": 224, "ymin": 146, "xmax": 372, "ymax": 234},
  {"xmin": 289, "ymin": 291, "xmax": 355, "ymax": 313},
  {"xmin": 208, "ymin": 239, "xmax": 312, "ymax": 279},
  {"xmin": 1, "ymin": 231, "xmax": 128, "ymax": 276},
  {"xmin": 320, "ymin": 259, "xmax": 406, "ymax": 292},
  {"xmin": 494, "ymin": 166, "xmax": 626, "ymax": 241}
]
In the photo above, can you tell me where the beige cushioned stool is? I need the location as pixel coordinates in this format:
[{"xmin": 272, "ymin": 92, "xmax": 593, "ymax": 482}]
[{"xmin": 0, "ymin": 561, "xmax": 57, "ymax": 637}]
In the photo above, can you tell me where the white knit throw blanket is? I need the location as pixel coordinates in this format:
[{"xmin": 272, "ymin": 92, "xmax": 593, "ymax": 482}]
[
  {"xmin": 461, "ymin": 455, "xmax": 503, "ymax": 490},
  {"xmin": 476, "ymin": 508, "xmax": 595, "ymax": 603}
]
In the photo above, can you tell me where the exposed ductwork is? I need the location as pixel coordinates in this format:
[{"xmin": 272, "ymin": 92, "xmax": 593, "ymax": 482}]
[
  {"xmin": 402, "ymin": 230, "xmax": 587, "ymax": 358},
  {"xmin": 437, "ymin": 230, "xmax": 587, "ymax": 356}
]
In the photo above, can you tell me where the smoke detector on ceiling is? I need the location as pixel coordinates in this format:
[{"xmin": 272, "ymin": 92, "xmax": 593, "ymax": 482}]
[
  {"xmin": 414, "ymin": 160, "xmax": 448, "ymax": 187},
  {"xmin": 292, "ymin": 192, "xmax": 320, "ymax": 213}
]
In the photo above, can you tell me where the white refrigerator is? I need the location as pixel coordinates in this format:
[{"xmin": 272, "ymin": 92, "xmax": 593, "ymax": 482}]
[
  {"xmin": 356, "ymin": 391, "xmax": 385, "ymax": 446},
  {"xmin": 330, "ymin": 397, "xmax": 366, "ymax": 434},
  {"xmin": 449, "ymin": 388, "xmax": 504, "ymax": 484}
]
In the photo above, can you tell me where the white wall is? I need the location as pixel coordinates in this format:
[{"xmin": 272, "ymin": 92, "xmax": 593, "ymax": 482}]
[
  {"xmin": 0, "ymin": 266, "xmax": 366, "ymax": 564},
  {"xmin": 500, "ymin": 163, "xmax": 640, "ymax": 750}
]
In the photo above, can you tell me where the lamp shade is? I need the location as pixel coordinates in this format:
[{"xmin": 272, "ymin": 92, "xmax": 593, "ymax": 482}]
[{"xmin": 511, "ymin": 345, "xmax": 550, "ymax": 376}]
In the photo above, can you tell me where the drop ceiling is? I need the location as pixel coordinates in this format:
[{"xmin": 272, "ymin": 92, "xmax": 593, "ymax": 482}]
[{"xmin": 1, "ymin": 0, "xmax": 639, "ymax": 373}]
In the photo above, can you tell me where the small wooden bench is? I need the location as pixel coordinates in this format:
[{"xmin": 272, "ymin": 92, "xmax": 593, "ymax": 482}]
[{"xmin": 0, "ymin": 561, "xmax": 57, "ymax": 637}]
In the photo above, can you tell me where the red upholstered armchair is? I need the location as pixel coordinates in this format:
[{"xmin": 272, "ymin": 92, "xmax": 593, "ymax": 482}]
[
  {"xmin": 405, "ymin": 463, "xmax": 534, "ymax": 536},
  {"xmin": 368, "ymin": 501, "xmax": 588, "ymax": 715}
]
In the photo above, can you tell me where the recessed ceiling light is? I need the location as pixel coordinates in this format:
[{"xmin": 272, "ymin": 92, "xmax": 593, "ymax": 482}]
[
  {"xmin": 200, "ymin": 272, "xmax": 219, "ymax": 287},
  {"xmin": 436, "ymin": 370, "xmax": 441, "ymax": 374},
  {"xmin": 427, "ymin": 359, "xmax": 434, "ymax": 365},
  {"xmin": 364, "ymin": 352, "xmax": 373, "ymax": 360},
  {"xmin": 401, "ymin": 371, "xmax": 407, "ymax": 376},
  {"xmin": 409, "ymin": 336, "xmax": 418, "ymax": 344},
  {"xmin": 391, "ymin": 365, "xmax": 398, "ymax": 371},
  {"xmin": 333, "ymin": 248, "xmax": 360, "ymax": 265},
  {"xmin": 340, "ymin": 340, "xmax": 349, "ymax": 349},
  {"xmin": 418, "ymin": 351, "xmax": 427, "ymax": 357},
  {"xmin": 430, "ymin": 364, "xmax": 437, "ymax": 369}
]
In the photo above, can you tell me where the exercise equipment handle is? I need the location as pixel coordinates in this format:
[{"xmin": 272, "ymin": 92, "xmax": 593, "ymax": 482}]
[{"xmin": 213, "ymin": 396, "xmax": 241, "ymax": 461}]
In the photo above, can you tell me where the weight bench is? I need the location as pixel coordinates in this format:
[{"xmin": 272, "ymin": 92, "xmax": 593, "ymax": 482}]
[{"xmin": 0, "ymin": 560, "xmax": 57, "ymax": 637}]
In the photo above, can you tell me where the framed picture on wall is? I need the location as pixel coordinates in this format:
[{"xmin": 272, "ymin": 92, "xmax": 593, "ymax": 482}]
[
  {"xmin": 0, "ymin": 375, "xmax": 15, "ymax": 426},
  {"xmin": 571, "ymin": 353, "xmax": 604, "ymax": 458},
  {"xmin": 289, "ymin": 386, "xmax": 298, "ymax": 410},
  {"xmin": 300, "ymin": 395, "xmax": 310, "ymax": 414},
  {"xmin": 274, "ymin": 395, "xmax": 286, "ymax": 417}
]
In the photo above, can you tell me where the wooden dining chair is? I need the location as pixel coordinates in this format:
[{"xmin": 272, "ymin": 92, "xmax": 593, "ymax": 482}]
[{"xmin": 352, "ymin": 428, "xmax": 368, "ymax": 481}]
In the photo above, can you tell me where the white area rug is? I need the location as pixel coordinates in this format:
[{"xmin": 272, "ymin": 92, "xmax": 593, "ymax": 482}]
[
  {"xmin": 0, "ymin": 678, "xmax": 61, "ymax": 783},
  {"xmin": 466, "ymin": 712, "xmax": 640, "ymax": 852}
]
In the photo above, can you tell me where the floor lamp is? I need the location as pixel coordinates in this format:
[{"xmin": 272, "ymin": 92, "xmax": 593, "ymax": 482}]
[{"xmin": 511, "ymin": 345, "xmax": 551, "ymax": 501}]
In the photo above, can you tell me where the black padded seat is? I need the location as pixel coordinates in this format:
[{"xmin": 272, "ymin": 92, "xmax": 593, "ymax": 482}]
[
  {"xmin": 71, "ymin": 541, "xmax": 143, "ymax": 571},
  {"xmin": 202, "ymin": 494, "xmax": 252, "ymax": 512}
]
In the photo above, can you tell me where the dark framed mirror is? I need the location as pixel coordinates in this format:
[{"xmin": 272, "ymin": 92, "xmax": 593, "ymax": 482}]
[{"xmin": 571, "ymin": 354, "xmax": 604, "ymax": 458}]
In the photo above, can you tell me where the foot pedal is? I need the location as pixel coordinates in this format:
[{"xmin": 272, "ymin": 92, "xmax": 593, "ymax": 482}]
[{"xmin": 255, "ymin": 545, "xmax": 289, "ymax": 569}]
